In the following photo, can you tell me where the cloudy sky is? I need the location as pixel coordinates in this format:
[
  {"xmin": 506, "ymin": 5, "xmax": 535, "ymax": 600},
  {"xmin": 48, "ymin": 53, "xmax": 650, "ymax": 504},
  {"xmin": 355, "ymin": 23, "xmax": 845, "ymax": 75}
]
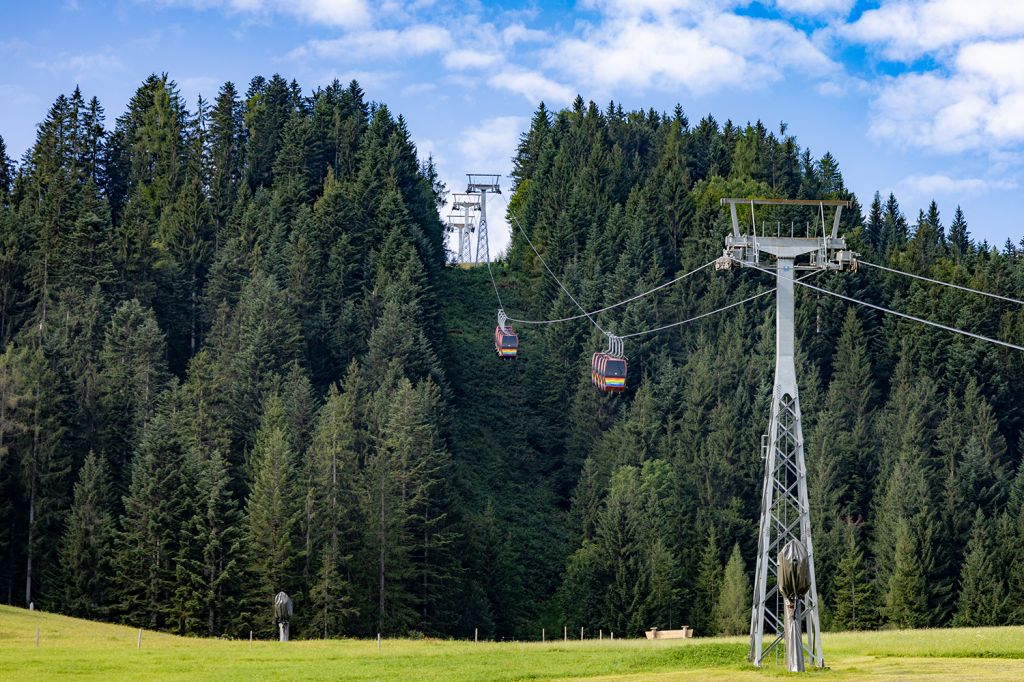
[{"xmin": 3, "ymin": 0, "xmax": 1024, "ymax": 254}]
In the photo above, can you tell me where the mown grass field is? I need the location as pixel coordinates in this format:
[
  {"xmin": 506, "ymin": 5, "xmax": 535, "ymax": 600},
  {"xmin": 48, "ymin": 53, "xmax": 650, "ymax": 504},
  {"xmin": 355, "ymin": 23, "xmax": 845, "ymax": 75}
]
[{"xmin": 2, "ymin": 605, "xmax": 1024, "ymax": 681}]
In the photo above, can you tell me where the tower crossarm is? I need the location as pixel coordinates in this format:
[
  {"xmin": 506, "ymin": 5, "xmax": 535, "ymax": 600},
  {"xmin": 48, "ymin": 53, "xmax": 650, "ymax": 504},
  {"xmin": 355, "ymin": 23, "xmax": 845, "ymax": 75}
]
[
  {"xmin": 467, "ymin": 173, "xmax": 501, "ymax": 194},
  {"xmin": 718, "ymin": 198, "xmax": 858, "ymax": 273},
  {"xmin": 452, "ymin": 193, "xmax": 482, "ymax": 211}
]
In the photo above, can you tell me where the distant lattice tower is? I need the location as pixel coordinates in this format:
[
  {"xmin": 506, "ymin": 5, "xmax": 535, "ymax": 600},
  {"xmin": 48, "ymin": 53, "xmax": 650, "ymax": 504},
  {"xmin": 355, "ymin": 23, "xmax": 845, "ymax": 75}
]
[
  {"xmin": 450, "ymin": 193, "xmax": 480, "ymax": 264},
  {"xmin": 466, "ymin": 174, "xmax": 501, "ymax": 264},
  {"xmin": 716, "ymin": 198, "xmax": 858, "ymax": 671}
]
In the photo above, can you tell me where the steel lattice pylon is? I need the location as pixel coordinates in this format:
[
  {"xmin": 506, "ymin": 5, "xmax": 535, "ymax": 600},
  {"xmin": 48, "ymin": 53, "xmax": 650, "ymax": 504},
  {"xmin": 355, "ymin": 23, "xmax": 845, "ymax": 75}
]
[
  {"xmin": 450, "ymin": 193, "xmax": 481, "ymax": 265},
  {"xmin": 748, "ymin": 283, "xmax": 823, "ymax": 668},
  {"xmin": 717, "ymin": 198, "xmax": 858, "ymax": 671},
  {"xmin": 475, "ymin": 209, "xmax": 489, "ymax": 264},
  {"xmin": 459, "ymin": 216, "xmax": 473, "ymax": 263},
  {"xmin": 467, "ymin": 174, "xmax": 500, "ymax": 265}
]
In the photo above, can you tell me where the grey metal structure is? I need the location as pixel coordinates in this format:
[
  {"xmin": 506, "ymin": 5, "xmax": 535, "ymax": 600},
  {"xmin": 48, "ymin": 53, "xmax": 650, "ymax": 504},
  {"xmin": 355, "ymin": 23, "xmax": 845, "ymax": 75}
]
[
  {"xmin": 273, "ymin": 591, "xmax": 293, "ymax": 642},
  {"xmin": 451, "ymin": 193, "xmax": 481, "ymax": 264},
  {"xmin": 467, "ymin": 174, "xmax": 501, "ymax": 264},
  {"xmin": 717, "ymin": 198, "xmax": 857, "ymax": 670},
  {"xmin": 778, "ymin": 539, "xmax": 811, "ymax": 672}
]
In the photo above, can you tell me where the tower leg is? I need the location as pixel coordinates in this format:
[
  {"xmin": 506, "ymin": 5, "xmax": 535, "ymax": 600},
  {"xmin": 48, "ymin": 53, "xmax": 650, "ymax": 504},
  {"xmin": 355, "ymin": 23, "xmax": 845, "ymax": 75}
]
[
  {"xmin": 476, "ymin": 191, "xmax": 489, "ymax": 264},
  {"xmin": 748, "ymin": 257, "xmax": 823, "ymax": 669}
]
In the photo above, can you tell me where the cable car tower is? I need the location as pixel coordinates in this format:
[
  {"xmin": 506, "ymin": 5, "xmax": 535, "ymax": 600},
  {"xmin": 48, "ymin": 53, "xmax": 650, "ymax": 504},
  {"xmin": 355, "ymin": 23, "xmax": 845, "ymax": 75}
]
[
  {"xmin": 716, "ymin": 198, "xmax": 857, "ymax": 671},
  {"xmin": 466, "ymin": 174, "xmax": 501, "ymax": 264},
  {"xmin": 450, "ymin": 193, "xmax": 481, "ymax": 264}
]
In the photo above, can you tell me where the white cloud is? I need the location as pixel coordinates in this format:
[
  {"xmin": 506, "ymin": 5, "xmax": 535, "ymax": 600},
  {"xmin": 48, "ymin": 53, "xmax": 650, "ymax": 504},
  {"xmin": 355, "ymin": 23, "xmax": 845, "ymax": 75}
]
[
  {"xmin": 457, "ymin": 115, "xmax": 525, "ymax": 171},
  {"xmin": 501, "ymin": 24, "xmax": 549, "ymax": 46},
  {"xmin": 0, "ymin": 83, "xmax": 39, "ymax": 108},
  {"xmin": 290, "ymin": 24, "xmax": 450, "ymax": 60},
  {"xmin": 443, "ymin": 49, "xmax": 502, "ymax": 71},
  {"xmin": 774, "ymin": 0, "xmax": 854, "ymax": 15},
  {"xmin": 487, "ymin": 67, "xmax": 574, "ymax": 105},
  {"xmin": 897, "ymin": 173, "xmax": 1016, "ymax": 197},
  {"xmin": 310, "ymin": 69, "xmax": 398, "ymax": 92},
  {"xmin": 142, "ymin": 0, "xmax": 369, "ymax": 27},
  {"xmin": 580, "ymin": 0, "xmax": 735, "ymax": 17},
  {"xmin": 547, "ymin": 11, "xmax": 835, "ymax": 96},
  {"xmin": 870, "ymin": 39, "xmax": 1024, "ymax": 152},
  {"xmin": 177, "ymin": 76, "xmax": 221, "ymax": 104},
  {"xmin": 844, "ymin": 0, "xmax": 1024, "ymax": 61},
  {"xmin": 33, "ymin": 51, "xmax": 124, "ymax": 77},
  {"xmin": 444, "ymin": 116, "xmax": 525, "ymax": 260},
  {"xmin": 401, "ymin": 81, "xmax": 436, "ymax": 96}
]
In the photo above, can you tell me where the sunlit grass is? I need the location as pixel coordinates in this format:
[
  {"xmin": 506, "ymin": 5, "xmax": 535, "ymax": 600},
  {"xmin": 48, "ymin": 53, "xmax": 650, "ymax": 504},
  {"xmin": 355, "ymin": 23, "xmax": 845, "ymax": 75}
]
[{"xmin": 3, "ymin": 605, "xmax": 1023, "ymax": 681}]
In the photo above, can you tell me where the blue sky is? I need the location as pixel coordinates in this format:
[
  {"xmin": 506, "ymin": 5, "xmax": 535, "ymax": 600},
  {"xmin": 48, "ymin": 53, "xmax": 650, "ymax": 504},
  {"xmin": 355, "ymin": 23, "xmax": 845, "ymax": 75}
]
[{"xmin": 2, "ymin": 0, "xmax": 1024, "ymax": 254}]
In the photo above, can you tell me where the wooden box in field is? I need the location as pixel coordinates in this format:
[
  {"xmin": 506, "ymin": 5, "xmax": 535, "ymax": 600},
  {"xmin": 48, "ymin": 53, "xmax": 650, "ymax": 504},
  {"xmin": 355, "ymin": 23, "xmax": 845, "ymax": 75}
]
[{"xmin": 645, "ymin": 627, "xmax": 692, "ymax": 640}]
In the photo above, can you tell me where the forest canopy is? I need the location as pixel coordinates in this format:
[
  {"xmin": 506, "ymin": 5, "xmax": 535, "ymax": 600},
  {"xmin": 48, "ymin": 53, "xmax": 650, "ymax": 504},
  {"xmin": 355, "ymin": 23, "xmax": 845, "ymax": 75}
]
[{"xmin": 0, "ymin": 77, "xmax": 1023, "ymax": 640}]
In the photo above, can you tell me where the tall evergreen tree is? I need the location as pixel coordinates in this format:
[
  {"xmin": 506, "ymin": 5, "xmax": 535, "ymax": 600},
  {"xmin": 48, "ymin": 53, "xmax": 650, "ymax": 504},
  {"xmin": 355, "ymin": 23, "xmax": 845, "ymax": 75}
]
[
  {"xmin": 692, "ymin": 528, "xmax": 721, "ymax": 636},
  {"xmin": 830, "ymin": 518, "xmax": 873, "ymax": 630},
  {"xmin": 116, "ymin": 402, "xmax": 190, "ymax": 628},
  {"xmin": 953, "ymin": 511, "xmax": 1004, "ymax": 626},
  {"xmin": 884, "ymin": 520, "xmax": 928, "ymax": 629},
  {"xmin": 245, "ymin": 395, "xmax": 302, "ymax": 631},
  {"xmin": 58, "ymin": 451, "xmax": 115, "ymax": 618},
  {"xmin": 713, "ymin": 543, "xmax": 749, "ymax": 635}
]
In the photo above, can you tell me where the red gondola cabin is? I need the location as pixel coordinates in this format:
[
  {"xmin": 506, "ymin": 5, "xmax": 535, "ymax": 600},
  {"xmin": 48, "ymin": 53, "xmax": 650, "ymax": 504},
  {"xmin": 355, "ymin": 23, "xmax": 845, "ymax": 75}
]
[
  {"xmin": 494, "ymin": 326, "xmax": 518, "ymax": 358},
  {"xmin": 591, "ymin": 351, "xmax": 627, "ymax": 393}
]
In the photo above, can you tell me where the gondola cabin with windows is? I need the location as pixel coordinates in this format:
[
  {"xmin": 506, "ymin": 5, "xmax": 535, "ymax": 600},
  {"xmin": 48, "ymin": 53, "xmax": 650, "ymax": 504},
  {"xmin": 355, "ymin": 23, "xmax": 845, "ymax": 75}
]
[
  {"xmin": 494, "ymin": 326, "xmax": 518, "ymax": 358},
  {"xmin": 591, "ymin": 351, "xmax": 627, "ymax": 393}
]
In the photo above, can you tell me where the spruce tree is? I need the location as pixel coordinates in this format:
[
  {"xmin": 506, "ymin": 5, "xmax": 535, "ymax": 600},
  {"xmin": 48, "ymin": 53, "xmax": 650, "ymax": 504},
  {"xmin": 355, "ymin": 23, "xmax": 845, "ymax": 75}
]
[
  {"xmin": 116, "ymin": 402, "xmax": 190, "ymax": 629},
  {"xmin": 245, "ymin": 395, "xmax": 302, "ymax": 632},
  {"xmin": 830, "ymin": 518, "xmax": 873, "ymax": 630},
  {"xmin": 884, "ymin": 520, "xmax": 928, "ymax": 629},
  {"xmin": 0, "ymin": 134, "xmax": 13, "ymax": 198},
  {"xmin": 14, "ymin": 345, "xmax": 68, "ymax": 608},
  {"xmin": 97, "ymin": 300, "xmax": 170, "ymax": 481},
  {"xmin": 948, "ymin": 206, "xmax": 971, "ymax": 261},
  {"xmin": 693, "ymin": 528, "xmax": 721, "ymax": 636},
  {"xmin": 713, "ymin": 543, "xmax": 749, "ymax": 635},
  {"xmin": 953, "ymin": 511, "xmax": 1004, "ymax": 626},
  {"xmin": 59, "ymin": 451, "xmax": 115, "ymax": 618},
  {"xmin": 305, "ymin": 383, "xmax": 360, "ymax": 637},
  {"xmin": 173, "ymin": 447, "xmax": 247, "ymax": 636},
  {"xmin": 596, "ymin": 466, "xmax": 647, "ymax": 636}
]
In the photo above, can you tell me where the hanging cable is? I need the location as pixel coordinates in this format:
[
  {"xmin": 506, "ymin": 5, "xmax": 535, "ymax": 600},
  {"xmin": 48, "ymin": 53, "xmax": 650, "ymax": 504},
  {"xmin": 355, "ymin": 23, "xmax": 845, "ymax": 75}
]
[
  {"xmin": 617, "ymin": 271, "xmax": 823, "ymax": 339},
  {"xmin": 484, "ymin": 245, "xmax": 504, "ymax": 312},
  {"xmin": 859, "ymin": 260, "xmax": 1024, "ymax": 306},
  {"xmin": 737, "ymin": 259, "xmax": 1024, "ymax": 353},
  {"xmin": 795, "ymin": 279, "xmax": 1024, "ymax": 352},
  {"xmin": 619, "ymin": 287, "xmax": 775, "ymax": 339},
  {"xmin": 504, "ymin": 259, "xmax": 717, "ymax": 325},
  {"xmin": 497, "ymin": 194, "xmax": 606, "ymax": 334}
]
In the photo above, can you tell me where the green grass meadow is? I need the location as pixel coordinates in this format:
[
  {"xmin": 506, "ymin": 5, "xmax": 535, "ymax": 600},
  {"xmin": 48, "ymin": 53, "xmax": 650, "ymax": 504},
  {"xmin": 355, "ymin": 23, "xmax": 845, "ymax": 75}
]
[{"xmin": 3, "ymin": 605, "xmax": 1024, "ymax": 681}]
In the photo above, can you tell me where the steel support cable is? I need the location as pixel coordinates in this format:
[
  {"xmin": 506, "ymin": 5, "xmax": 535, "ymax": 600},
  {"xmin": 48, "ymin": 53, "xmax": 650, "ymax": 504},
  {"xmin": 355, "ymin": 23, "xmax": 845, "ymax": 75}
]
[
  {"xmin": 618, "ymin": 288, "xmax": 775, "ymax": 339},
  {"xmin": 484, "ymin": 249, "xmax": 505, "ymax": 312},
  {"xmin": 859, "ymin": 259, "xmax": 1024, "ymax": 306},
  {"xmin": 496, "ymin": 193, "xmax": 606, "ymax": 334},
  {"xmin": 616, "ymin": 271, "xmax": 822, "ymax": 340},
  {"xmin": 739, "ymin": 260, "xmax": 1024, "ymax": 353},
  {"xmin": 504, "ymin": 259, "xmax": 717, "ymax": 325},
  {"xmin": 796, "ymin": 279, "xmax": 1024, "ymax": 353}
]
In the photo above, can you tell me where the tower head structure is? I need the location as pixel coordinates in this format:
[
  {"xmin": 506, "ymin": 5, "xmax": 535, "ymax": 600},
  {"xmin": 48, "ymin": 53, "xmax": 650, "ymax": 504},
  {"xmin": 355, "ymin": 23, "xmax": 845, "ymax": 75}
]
[
  {"xmin": 466, "ymin": 174, "xmax": 501, "ymax": 265},
  {"xmin": 451, "ymin": 193, "xmax": 481, "ymax": 264}
]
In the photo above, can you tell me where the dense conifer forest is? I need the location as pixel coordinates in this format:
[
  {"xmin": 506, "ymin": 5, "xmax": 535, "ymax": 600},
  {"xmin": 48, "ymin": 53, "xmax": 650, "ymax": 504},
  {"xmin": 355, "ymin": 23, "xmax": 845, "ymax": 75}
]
[{"xmin": 1, "ymin": 75, "xmax": 1023, "ymax": 640}]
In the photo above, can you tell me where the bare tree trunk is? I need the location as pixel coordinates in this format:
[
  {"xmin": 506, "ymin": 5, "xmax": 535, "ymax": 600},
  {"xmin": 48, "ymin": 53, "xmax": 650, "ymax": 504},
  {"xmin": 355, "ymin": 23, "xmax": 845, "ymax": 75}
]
[
  {"xmin": 25, "ymin": 482, "xmax": 34, "ymax": 607},
  {"xmin": 190, "ymin": 275, "xmax": 197, "ymax": 356},
  {"xmin": 378, "ymin": 476, "xmax": 385, "ymax": 635},
  {"xmin": 24, "ymin": 383, "xmax": 40, "ymax": 607}
]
